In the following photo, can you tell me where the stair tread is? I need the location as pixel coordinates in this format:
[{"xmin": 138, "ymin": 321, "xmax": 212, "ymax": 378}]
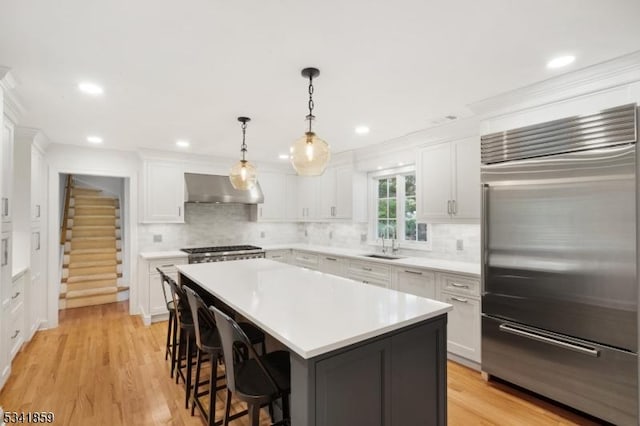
[
  {"xmin": 71, "ymin": 225, "xmax": 119, "ymax": 229},
  {"xmin": 64, "ymin": 287, "xmax": 119, "ymax": 299},
  {"xmin": 71, "ymin": 215, "xmax": 119, "ymax": 219},
  {"xmin": 66, "ymin": 259, "xmax": 121, "ymax": 268},
  {"xmin": 70, "ymin": 236, "xmax": 117, "ymax": 240},
  {"xmin": 74, "ymin": 195, "xmax": 117, "ymax": 200},
  {"xmin": 68, "ymin": 248, "xmax": 119, "ymax": 254},
  {"xmin": 67, "ymin": 272, "xmax": 120, "ymax": 283}
]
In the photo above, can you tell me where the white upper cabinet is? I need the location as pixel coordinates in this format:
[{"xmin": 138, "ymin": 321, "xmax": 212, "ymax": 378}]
[
  {"xmin": 417, "ymin": 137, "xmax": 480, "ymax": 223},
  {"xmin": 30, "ymin": 146, "xmax": 44, "ymax": 223},
  {"xmin": 317, "ymin": 165, "xmax": 367, "ymax": 221},
  {"xmin": 297, "ymin": 176, "xmax": 320, "ymax": 220},
  {"xmin": 141, "ymin": 161, "xmax": 185, "ymax": 223},
  {"xmin": 452, "ymin": 137, "xmax": 481, "ymax": 220},
  {"xmin": 257, "ymin": 171, "xmax": 285, "ymax": 220},
  {"xmin": 1, "ymin": 116, "xmax": 14, "ymax": 228}
]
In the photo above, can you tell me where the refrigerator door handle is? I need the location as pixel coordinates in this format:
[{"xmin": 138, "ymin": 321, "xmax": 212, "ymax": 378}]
[
  {"xmin": 499, "ymin": 323, "xmax": 600, "ymax": 358},
  {"xmin": 481, "ymin": 184, "xmax": 489, "ymax": 295}
]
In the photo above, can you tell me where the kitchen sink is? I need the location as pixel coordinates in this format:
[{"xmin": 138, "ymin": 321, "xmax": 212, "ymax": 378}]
[{"xmin": 362, "ymin": 254, "xmax": 405, "ymax": 260}]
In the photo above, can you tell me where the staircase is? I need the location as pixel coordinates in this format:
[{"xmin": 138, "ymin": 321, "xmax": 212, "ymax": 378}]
[{"xmin": 59, "ymin": 180, "xmax": 128, "ymax": 309}]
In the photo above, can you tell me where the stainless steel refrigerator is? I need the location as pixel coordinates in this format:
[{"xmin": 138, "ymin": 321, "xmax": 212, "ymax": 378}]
[{"xmin": 481, "ymin": 104, "xmax": 639, "ymax": 425}]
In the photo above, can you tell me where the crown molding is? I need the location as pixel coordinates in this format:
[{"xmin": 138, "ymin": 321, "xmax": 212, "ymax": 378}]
[
  {"xmin": 469, "ymin": 50, "xmax": 640, "ymax": 118},
  {"xmin": 0, "ymin": 66, "xmax": 26, "ymax": 123},
  {"xmin": 15, "ymin": 126, "xmax": 51, "ymax": 152}
]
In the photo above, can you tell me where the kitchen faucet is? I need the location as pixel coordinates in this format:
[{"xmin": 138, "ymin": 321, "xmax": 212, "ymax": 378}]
[
  {"xmin": 381, "ymin": 238, "xmax": 388, "ymax": 254},
  {"xmin": 391, "ymin": 239, "xmax": 399, "ymax": 254}
]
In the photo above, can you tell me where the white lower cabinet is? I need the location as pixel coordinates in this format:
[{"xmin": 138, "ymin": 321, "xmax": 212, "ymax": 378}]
[
  {"xmin": 393, "ymin": 267, "xmax": 436, "ymax": 299},
  {"xmin": 318, "ymin": 255, "xmax": 347, "ymax": 277},
  {"xmin": 138, "ymin": 255, "xmax": 188, "ymax": 325},
  {"xmin": 266, "ymin": 249, "xmax": 292, "ymax": 264},
  {"xmin": 436, "ymin": 272, "xmax": 481, "ymax": 364},
  {"xmin": 347, "ymin": 260, "xmax": 390, "ymax": 288},
  {"xmin": 292, "ymin": 251, "xmax": 319, "ymax": 270}
]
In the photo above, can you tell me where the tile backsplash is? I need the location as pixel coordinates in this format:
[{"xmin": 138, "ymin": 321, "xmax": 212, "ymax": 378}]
[{"xmin": 138, "ymin": 203, "xmax": 480, "ymax": 263}]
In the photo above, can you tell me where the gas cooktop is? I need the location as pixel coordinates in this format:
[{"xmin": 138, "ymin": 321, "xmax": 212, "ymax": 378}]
[{"xmin": 180, "ymin": 245, "xmax": 262, "ymax": 254}]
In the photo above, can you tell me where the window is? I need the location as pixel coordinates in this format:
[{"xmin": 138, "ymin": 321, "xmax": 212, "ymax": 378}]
[{"xmin": 372, "ymin": 168, "xmax": 429, "ymax": 246}]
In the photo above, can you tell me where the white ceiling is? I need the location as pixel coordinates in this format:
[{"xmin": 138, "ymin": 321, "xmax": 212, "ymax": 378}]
[{"xmin": 1, "ymin": 0, "xmax": 639, "ymax": 162}]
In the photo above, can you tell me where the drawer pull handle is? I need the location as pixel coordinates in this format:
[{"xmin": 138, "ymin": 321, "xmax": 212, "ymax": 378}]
[
  {"xmin": 404, "ymin": 270, "xmax": 422, "ymax": 275},
  {"xmin": 363, "ymin": 267, "xmax": 372, "ymax": 271},
  {"xmin": 499, "ymin": 324, "xmax": 600, "ymax": 357},
  {"xmin": 450, "ymin": 296, "xmax": 468, "ymax": 303},
  {"xmin": 362, "ymin": 280, "xmax": 369, "ymax": 284},
  {"xmin": 450, "ymin": 282, "xmax": 470, "ymax": 289},
  {"xmin": 11, "ymin": 330, "xmax": 19, "ymax": 339},
  {"xmin": 325, "ymin": 257, "xmax": 337, "ymax": 261},
  {"xmin": 12, "ymin": 292, "xmax": 20, "ymax": 300},
  {"xmin": 160, "ymin": 264, "xmax": 173, "ymax": 268}
]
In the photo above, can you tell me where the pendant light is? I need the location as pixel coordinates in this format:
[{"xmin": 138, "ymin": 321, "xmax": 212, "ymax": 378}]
[
  {"xmin": 290, "ymin": 67, "xmax": 330, "ymax": 176},
  {"xmin": 229, "ymin": 116, "xmax": 257, "ymax": 190}
]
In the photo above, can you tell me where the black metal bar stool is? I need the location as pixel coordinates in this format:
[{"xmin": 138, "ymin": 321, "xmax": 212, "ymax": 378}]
[
  {"xmin": 157, "ymin": 267, "xmax": 178, "ymax": 375},
  {"xmin": 211, "ymin": 306, "xmax": 291, "ymax": 426},
  {"xmin": 184, "ymin": 286, "xmax": 227, "ymax": 425},
  {"xmin": 165, "ymin": 273, "xmax": 197, "ymax": 410}
]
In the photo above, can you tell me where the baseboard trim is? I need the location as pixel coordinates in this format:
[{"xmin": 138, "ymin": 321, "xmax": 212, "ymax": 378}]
[
  {"xmin": 139, "ymin": 304, "xmax": 151, "ymax": 326},
  {"xmin": 447, "ymin": 352, "xmax": 481, "ymax": 371},
  {"xmin": 150, "ymin": 312, "xmax": 169, "ymax": 324},
  {"xmin": 0, "ymin": 364, "xmax": 10, "ymax": 392}
]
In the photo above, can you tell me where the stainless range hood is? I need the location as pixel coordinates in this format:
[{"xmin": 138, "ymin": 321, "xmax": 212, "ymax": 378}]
[{"xmin": 184, "ymin": 173, "xmax": 264, "ymax": 204}]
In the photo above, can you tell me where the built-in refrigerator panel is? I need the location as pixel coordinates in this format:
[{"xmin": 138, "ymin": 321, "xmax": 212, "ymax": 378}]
[{"xmin": 482, "ymin": 144, "xmax": 637, "ymax": 352}]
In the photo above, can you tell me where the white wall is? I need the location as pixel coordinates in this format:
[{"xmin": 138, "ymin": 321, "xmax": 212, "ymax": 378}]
[{"xmin": 74, "ymin": 175, "xmax": 124, "ymax": 198}]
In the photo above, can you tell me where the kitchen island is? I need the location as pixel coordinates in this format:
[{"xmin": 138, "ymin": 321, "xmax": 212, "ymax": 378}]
[{"xmin": 177, "ymin": 258, "xmax": 452, "ymax": 426}]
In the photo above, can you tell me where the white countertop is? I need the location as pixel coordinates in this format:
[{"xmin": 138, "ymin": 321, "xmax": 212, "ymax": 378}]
[
  {"xmin": 139, "ymin": 250, "xmax": 189, "ymax": 260},
  {"xmin": 177, "ymin": 259, "xmax": 452, "ymax": 359},
  {"xmin": 263, "ymin": 244, "xmax": 481, "ymax": 276}
]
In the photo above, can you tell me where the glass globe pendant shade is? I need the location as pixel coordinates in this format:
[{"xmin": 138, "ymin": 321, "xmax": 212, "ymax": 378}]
[
  {"xmin": 229, "ymin": 159, "xmax": 257, "ymax": 190},
  {"xmin": 290, "ymin": 132, "xmax": 330, "ymax": 176}
]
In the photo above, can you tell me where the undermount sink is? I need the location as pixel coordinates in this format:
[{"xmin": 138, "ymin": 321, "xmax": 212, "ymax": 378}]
[{"xmin": 362, "ymin": 254, "xmax": 405, "ymax": 260}]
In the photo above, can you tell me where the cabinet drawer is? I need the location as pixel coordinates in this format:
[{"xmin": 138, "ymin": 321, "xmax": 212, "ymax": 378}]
[
  {"xmin": 439, "ymin": 273, "xmax": 480, "ymax": 297},
  {"xmin": 148, "ymin": 257, "xmax": 187, "ymax": 274},
  {"xmin": 9, "ymin": 304, "xmax": 25, "ymax": 360},
  {"xmin": 348, "ymin": 261, "xmax": 390, "ymax": 288},
  {"xmin": 395, "ymin": 268, "xmax": 436, "ymax": 299},
  {"xmin": 266, "ymin": 250, "xmax": 291, "ymax": 263},
  {"xmin": 293, "ymin": 251, "xmax": 319, "ymax": 269},
  {"xmin": 319, "ymin": 255, "xmax": 347, "ymax": 277},
  {"xmin": 441, "ymin": 291, "xmax": 481, "ymax": 362}
]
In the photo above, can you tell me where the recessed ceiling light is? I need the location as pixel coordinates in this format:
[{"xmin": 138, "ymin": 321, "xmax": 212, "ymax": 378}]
[
  {"xmin": 377, "ymin": 166, "xmax": 382, "ymax": 170},
  {"xmin": 78, "ymin": 82, "xmax": 104, "ymax": 95},
  {"xmin": 397, "ymin": 162, "xmax": 404, "ymax": 166},
  {"xmin": 278, "ymin": 154, "xmax": 290, "ymax": 160},
  {"xmin": 87, "ymin": 136, "xmax": 103, "ymax": 144},
  {"xmin": 176, "ymin": 140, "xmax": 190, "ymax": 148},
  {"xmin": 355, "ymin": 125, "xmax": 370, "ymax": 135},
  {"xmin": 546, "ymin": 55, "xmax": 575, "ymax": 69}
]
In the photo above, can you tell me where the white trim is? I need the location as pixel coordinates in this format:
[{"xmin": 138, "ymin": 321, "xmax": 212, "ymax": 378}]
[
  {"xmin": 469, "ymin": 49, "xmax": 640, "ymax": 118},
  {"xmin": 46, "ymin": 166, "xmax": 138, "ymax": 328}
]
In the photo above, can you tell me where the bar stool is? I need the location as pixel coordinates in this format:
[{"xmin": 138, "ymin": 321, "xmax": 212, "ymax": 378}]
[
  {"xmin": 183, "ymin": 286, "xmax": 226, "ymax": 425},
  {"xmin": 211, "ymin": 306, "xmax": 291, "ymax": 426},
  {"xmin": 157, "ymin": 267, "xmax": 177, "ymax": 373},
  {"xmin": 165, "ymin": 274, "xmax": 197, "ymax": 410}
]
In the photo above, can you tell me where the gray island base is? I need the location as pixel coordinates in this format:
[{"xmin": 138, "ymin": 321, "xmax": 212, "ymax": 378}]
[
  {"xmin": 177, "ymin": 259, "xmax": 450, "ymax": 426},
  {"xmin": 290, "ymin": 314, "xmax": 447, "ymax": 426}
]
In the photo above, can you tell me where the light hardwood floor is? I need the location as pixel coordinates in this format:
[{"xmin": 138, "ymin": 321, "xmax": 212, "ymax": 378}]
[{"xmin": 0, "ymin": 302, "xmax": 601, "ymax": 425}]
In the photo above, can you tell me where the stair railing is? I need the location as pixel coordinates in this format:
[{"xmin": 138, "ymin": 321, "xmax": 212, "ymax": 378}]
[{"xmin": 60, "ymin": 174, "xmax": 73, "ymax": 246}]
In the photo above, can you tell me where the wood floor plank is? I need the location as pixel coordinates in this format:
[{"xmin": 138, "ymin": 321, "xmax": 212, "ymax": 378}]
[{"xmin": 0, "ymin": 302, "xmax": 601, "ymax": 425}]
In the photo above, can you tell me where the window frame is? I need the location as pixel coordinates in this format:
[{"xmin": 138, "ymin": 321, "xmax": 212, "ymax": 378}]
[{"xmin": 368, "ymin": 166, "xmax": 432, "ymax": 250}]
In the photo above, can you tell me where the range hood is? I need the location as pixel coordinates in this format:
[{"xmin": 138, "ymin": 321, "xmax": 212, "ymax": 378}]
[{"xmin": 184, "ymin": 173, "xmax": 264, "ymax": 204}]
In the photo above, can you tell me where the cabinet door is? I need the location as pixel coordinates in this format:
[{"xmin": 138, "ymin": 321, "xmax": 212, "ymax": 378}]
[
  {"xmin": 285, "ymin": 174, "xmax": 299, "ymax": 220},
  {"xmin": 1, "ymin": 117, "xmax": 14, "ymax": 225},
  {"xmin": 452, "ymin": 137, "xmax": 481, "ymax": 220},
  {"xmin": 297, "ymin": 177, "xmax": 319, "ymax": 220},
  {"xmin": 257, "ymin": 172, "xmax": 286, "ymax": 220},
  {"xmin": 441, "ymin": 291, "xmax": 481, "ymax": 362},
  {"xmin": 334, "ymin": 167, "xmax": 353, "ymax": 219},
  {"xmin": 319, "ymin": 168, "xmax": 337, "ymax": 218},
  {"xmin": 30, "ymin": 146, "xmax": 43, "ymax": 222},
  {"xmin": 395, "ymin": 268, "xmax": 436, "ymax": 299},
  {"xmin": 143, "ymin": 162, "xmax": 185, "ymax": 223},
  {"xmin": 1, "ymin": 232, "xmax": 12, "ymax": 303},
  {"xmin": 417, "ymin": 143, "xmax": 452, "ymax": 222}
]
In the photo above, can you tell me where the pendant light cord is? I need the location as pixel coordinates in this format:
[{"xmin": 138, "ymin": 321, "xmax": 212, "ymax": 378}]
[
  {"xmin": 240, "ymin": 120, "xmax": 247, "ymax": 161},
  {"xmin": 307, "ymin": 75, "xmax": 315, "ymax": 133}
]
